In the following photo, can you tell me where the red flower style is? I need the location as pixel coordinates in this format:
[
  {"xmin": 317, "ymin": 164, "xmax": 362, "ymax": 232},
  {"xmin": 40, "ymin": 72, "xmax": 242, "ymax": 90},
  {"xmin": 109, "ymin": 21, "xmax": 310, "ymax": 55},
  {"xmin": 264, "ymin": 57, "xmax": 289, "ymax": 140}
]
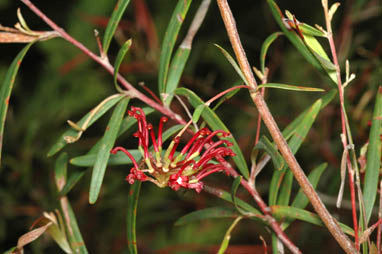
[{"xmin": 111, "ymin": 106, "xmax": 236, "ymax": 193}]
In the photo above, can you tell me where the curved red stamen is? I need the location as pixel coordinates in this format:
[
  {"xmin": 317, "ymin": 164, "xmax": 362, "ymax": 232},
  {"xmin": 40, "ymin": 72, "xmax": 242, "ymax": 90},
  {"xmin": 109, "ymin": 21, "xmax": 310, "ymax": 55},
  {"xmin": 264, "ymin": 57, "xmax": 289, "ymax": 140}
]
[
  {"xmin": 195, "ymin": 147, "xmax": 234, "ymax": 169},
  {"xmin": 180, "ymin": 128, "xmax": 210, "ymax": 155},
  {"xmin": 175, "ymin": 159, "xmax": 194, "ymax": 178},
  {"xmin": 111, "ymin": 147, "xmax": 140, "ymax": 169},
  {"xmin": 157, "ymin": 116, "xmax": 168, "ymax": 148},
  {"xmin": 147, "ymin": 123, "xmax": 159, "ymax": 153},
  {"xmin": 184, "ymin": 137, "xmax": 205, "ymax": 160},
  {"xmin": 198, "ymin": 139, "xmax": 232, "ymax": 159},
  {"xmin": 196, "ymin": 165, "xmax": 226, "ymax": 181},
  {"xmin": 194, "ymin": 130, "xmax": 230, "ymax": 154},
  {"xmin": 168, "ymin": 136, "xmax": 180, "ymax": 161}
]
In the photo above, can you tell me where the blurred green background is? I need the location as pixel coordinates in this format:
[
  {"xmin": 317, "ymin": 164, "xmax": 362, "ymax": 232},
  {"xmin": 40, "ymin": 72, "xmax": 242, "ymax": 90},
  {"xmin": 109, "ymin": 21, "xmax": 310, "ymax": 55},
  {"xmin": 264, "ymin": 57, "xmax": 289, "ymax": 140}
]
[{"xmin": 0, "ymin": 0, "xmax": 381, "ymax": 253}]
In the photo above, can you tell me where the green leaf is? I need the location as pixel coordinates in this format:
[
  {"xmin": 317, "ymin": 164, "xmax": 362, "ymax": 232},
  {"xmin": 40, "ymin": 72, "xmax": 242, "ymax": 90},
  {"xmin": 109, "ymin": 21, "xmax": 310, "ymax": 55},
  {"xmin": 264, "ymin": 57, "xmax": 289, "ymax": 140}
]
[
  {"xmin": 231, "ymin": 176, "xmax": 247, "ymax": 214},
  {"xmin": 89, "ymin": 97, "xmax": 130, "ymax": 204},
  {"xmin": 54, "ymin": 153, "xmax": 69, "ymax": 192},
  {"xmin": 363, "ymin": 86, "xmax": 382, "ymax": 224},
  {"xmin": 269, "ymin": 99, "xmax": 322, "ymax": 206},
  {"xmin": 158, "ymin": 0, "xmax": 192, "ymax": 97},
  {"xmin": 260, "ymin": 32, "xmax": 282, "ymax": 73},
  {"xmin": 114, "ymin": 39, "xmax": 132, "ymax": 91},
  {"xmin": 299, "ymin": 23, "xmax": 326, "ymax": 37},
  {"xmin": 214, "ymin": 44, "xmax": 248, "ymax": 85},
  {"xmin": 281, "ymin": 163, "xmax": 327, "ymax": 230},
  {"xmin": 291, "ymin": 163, "xmax": 327, "ymax": 208},
  {"xmin": 59, "ymin": 170, "xmax": 87, "ymax": 196},
  {"xmin": 266, "ymin": 0, "xmax": 337, "ymax": 85},
  {"xmin": 255, "ymin": 136, "xmax": 285, "ymax": 171},
  {"xmin": 102, "ymin": 0, "xmax": 131, "ymax": 54},
  {"xmin": 217, "ymin": 216, "xmax": 243, "ymax": 254},
  {"xmin": 282, "ymin": 89, "xmax": 336, "ymax": 140},
  {"xmin": 257, "ymin": 83, "xmax": 325, "ymax": 92},
  {"xmin": 48, "ymin": 94, "xmax": 124, "ymax": 157},
  {"xmin": 203, "ymin": 185, "xmax": 261, "ymax": 216},
  {"xmin": 163, "ymin": 0, "xmax": 210, "ymax": 106},
  {"xmin": 70, "ymin": 150, "xmax": 141, "ymax": 167},
  {"xmin": 127, "ymin": 181, "xmax": 141, "ymax": 254},
  {"xmin": 63, "ymin": 200, "xmax": 88, "ymax": 253},
  {"xmin": 161, "ymin": 124, "xmax": 184, "ymax": 142},
  {"xmin": 164, "ymin": 47, "xmax": 191, "ymax": 106},
  {"xmin": 271, "ymin": 205, "xmax": 354, "ymax": 236},
  {"xmin": 175, "ymin": 88, "xmax": 249, "ymax": 179},
  {"xmin": 53, "ymin": 154, "xmax": 87, "ymax": 253},
  {"xmin": 0, "ymin": 42, "xmax": 34, "ymax": 164},
  {"xmin": 192, "ymin": 104, "xmax": 206, "ymax": 123},
  {"xmin": 175, "ymin": 206, "xmax": 239, "ymax": 226}
]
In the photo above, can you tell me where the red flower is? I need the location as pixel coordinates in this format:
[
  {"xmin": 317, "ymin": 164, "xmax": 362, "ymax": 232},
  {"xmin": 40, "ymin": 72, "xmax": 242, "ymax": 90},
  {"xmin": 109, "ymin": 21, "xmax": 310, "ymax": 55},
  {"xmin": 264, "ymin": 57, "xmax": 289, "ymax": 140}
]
[{"xmin": 111, "ymin": 107, "xmax": 236, "ymax": 193}]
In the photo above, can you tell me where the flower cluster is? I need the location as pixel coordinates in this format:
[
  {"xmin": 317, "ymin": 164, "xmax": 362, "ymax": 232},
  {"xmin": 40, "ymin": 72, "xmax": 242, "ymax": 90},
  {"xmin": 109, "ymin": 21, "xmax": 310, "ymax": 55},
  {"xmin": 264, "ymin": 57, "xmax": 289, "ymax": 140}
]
[{"xmin": 111, "ymin": 107, "xmax": 236, "ymax": 193}]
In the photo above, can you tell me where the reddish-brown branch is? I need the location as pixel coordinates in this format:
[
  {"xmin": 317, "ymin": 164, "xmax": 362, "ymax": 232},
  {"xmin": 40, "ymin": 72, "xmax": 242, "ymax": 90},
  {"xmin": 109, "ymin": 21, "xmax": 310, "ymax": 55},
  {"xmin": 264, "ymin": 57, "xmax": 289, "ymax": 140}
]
[
  {"xmin": 216, "ymin": 0, "xmax": 357, "ymax": 253},
  {"xmin": 20, "ymin": 0, "xmax": 185, "ymax": 125},
  {"xmin": 323, "ymin": 1, "xmax": 359, "ymax": 248}
]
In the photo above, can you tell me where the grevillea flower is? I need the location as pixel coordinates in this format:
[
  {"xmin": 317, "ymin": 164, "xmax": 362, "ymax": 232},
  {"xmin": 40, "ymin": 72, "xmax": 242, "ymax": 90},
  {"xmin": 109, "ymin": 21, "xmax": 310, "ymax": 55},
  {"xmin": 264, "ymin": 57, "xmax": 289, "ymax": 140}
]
[{"xmin": 111, "ymin": 106, "xmax": 236, "ymax": 193}]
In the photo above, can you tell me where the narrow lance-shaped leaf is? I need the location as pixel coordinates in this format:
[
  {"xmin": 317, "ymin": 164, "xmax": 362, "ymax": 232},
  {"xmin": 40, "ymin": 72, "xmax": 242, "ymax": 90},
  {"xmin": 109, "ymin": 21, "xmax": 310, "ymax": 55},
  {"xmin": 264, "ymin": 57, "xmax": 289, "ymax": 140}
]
[
  {"xmin": 231, "ymin": 176, "xmax": 247, "ymax": 215},
  {"xmin": 0, "ymin": 42, "xmax": 34, "ymax": 164},
  {"xmin": 203, "ymin": 185, "xmax": 261, "ymax": 216},
  {"xmin": 89, "ymin": 97, "xmax": 130, "ymax": 204},
  {"xmin": 164, "ymin": 47, "xmax": 190, "ymax": 106},
  {"xmin": 71, "ymin": 149, "xmax": 141, "ymax": 167},
  {"xmin": 215, "ymin": 44, "xmax": 248, "ymax": 85},
  {"xmin": 260, "ymin": 32, "xmax": 282, "ymax": 73},
  {"xmin": 175, "ymin": 87, "xmax": 249, "ymax": 178},
  {"xmin": 158, "ymin": 0, "xmax": 192, "ymax": 97},
  {"xmin": 54, "ymin": 153, "xmax": 87, "ymax": 253},
  {"xmin": 269, "ymin": 99, "xmax": 322, "ymax": 205},
  {"xmin": 255, "ymin": 136, "xmax": 285, "ymax": 171},
  {"xmin": 363, "ymin": 86, "xmax": 382, "ymax": 224},
  {"xmin": 271, "ymin": 205, "xmax": 354, "ymax": 236},
  {"xmin": 266, "ymin": 0, "xmax": 337, "ymax": 85},
  {"xmin": 61, "ymin": 200, "xmax": 88, "ymax": 253},
  {"xmin": 175, "ymin": 206, "xmax": 239, "ymax": 226},
  {"xmin": 103, "ymin": 0, "xmax": 131, "ymax": 54},
  {"xmin": 217, "ymin": 216, "xmax": 243, "ymax": 254},
  {"xmin": 58, "ymin": 170, "xmax": 87, "ymax": 196},
  {"xmin": 282, "ymin": 89, "xmax": 336, "ymax": 139},
  {"xmin": 277, "ymin": 99, "xmax": 322, "ymax": 206},
  {"xmin": 114, "ymin": 39, "xmax": 132, "ymax": 92},
  {"xmin": 164, "ymin": 0, "xmax": 211, "ymax": 106},
  {"xmin": 257, "ymin": 83, "xmax": 325, "ymax": 92},
  {"xmin": 47, "ymin": 94, "xmax": 124, "ymax": 157},
  {"xmin": 282, "ymin": 163, "xmax": 327, "ymax": 230},
  {"xmin": 127, "ymin": 181, "xmax": 141, "ymax": 254}
]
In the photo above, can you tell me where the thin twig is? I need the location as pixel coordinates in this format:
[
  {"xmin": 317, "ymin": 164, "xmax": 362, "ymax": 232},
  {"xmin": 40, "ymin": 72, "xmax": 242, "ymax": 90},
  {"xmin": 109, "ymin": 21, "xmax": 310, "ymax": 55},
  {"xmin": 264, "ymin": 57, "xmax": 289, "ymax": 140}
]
[
  {"xmin": 180, "ymin": 0, "xmax": 211, "ymax": 49},
  {"xmin": 216, "ymin": 0, "xmax": 357, "ymax": 253},
  {"xmin": 20, "ymin": 0, "xmax": 185, "ymax": 125},
  {"xmin": 322, "ymin": 0, "xmax": 359, "ymax": 248}
]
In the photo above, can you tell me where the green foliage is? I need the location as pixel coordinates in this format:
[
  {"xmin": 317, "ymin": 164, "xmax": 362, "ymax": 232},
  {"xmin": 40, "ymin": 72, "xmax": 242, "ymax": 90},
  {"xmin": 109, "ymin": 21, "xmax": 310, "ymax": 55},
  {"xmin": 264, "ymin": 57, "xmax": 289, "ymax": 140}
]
[{"xmin": 0, "ymin": 0, "xmax": 381, "ymax": 253}]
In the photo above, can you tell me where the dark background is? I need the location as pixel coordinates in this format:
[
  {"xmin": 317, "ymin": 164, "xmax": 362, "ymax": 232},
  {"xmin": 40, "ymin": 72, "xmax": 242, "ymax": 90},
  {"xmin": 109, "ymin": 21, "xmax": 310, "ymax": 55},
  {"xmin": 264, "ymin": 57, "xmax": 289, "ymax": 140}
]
[{"xmin": 0, "ymin": 0, "xmax": 381, "ymax": 253}]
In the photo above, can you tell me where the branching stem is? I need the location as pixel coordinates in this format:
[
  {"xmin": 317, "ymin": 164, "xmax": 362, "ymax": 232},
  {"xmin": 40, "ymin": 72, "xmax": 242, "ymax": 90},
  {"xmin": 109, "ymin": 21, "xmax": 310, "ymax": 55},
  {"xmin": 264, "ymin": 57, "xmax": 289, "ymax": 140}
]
[
  {"xmin": 216, "ymin": 0, "xmax": 358, "ymax": 253},
  {"xmin": 20, "ymin": 0, "xmax": 185, "ymax": 125}
]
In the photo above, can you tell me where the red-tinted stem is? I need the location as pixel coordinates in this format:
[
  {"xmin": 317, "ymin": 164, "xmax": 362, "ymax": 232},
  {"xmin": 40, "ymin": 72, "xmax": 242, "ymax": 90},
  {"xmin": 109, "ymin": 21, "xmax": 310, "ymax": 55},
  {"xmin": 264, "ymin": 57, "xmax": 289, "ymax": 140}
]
[
  {"xmin": 20, "ymin": 0, "xmax": 185, "ymax": 125},
  {"xmin": 205, "ymin": 84, "xmax": 250, "ymax": 105},
  {"xmin": 324, "ymin": 4, "xmax": 359, "ymax": 248}
]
